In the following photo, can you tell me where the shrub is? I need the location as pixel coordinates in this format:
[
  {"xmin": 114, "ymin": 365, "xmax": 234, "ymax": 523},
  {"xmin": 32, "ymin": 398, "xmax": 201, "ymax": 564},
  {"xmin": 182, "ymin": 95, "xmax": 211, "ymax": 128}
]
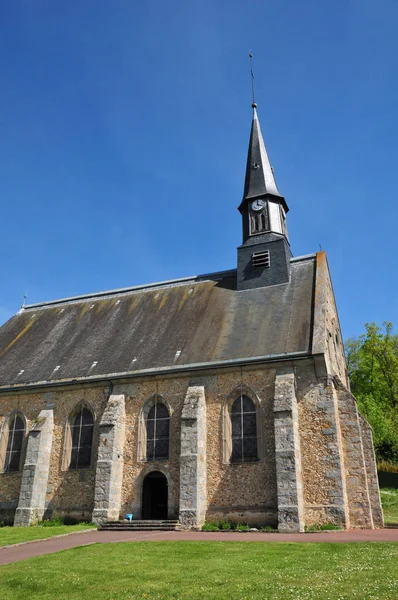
[
  {"xmin": 63, "ymin": 515, "xmax": 79, "ymax": 526},
  {"xmin": 319, "ymin": 523, "xmax": 340, "ymax": 531},
  {"xmin": 378, "ymin": 461, "xmax": 398, "ymax": 474},
  {"xmin": 262, "ymin": 525, "xmax": 277, "ymax": 532},
  {"xmin": 201, "ymin": 521, "xmax": 219, "ymax": 531},
  {"xmin": 305, "ymin": 524, "xmax": 319, "ymax": 532},
  {"xmin": 0, "ymin": 519, "xmax": 13, "ymax": 528},
  {"xmin": 39, "ymin": 516, "xmax": 65, "ymax": 527},
  {"xmin": 235, "ymin": 523, "xmax": 250, "ymax": 532},
  {"xmin": 380, "ymin": 488, "xmax": 398, "ymax": 507},
  {"xmin": 305, "ymin": 522, "xmax": 340, "ymax": 532},
  {"xmin": 219, "ymin": 520, "xmax": 231, "ymax": 531}
]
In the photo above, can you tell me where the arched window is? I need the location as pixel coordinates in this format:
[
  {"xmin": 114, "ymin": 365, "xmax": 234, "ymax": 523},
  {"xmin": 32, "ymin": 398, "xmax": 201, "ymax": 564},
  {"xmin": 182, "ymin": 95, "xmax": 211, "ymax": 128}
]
[
  {"xmin": 146, "ymin": 402, "xmax": 170, "ymax": 461},
  {"xmin": 251, "ymin": 215, "xmax": 258, "ymax": 233},
  {"xmin": 223, "ymin": 389, "xmax": 261, "ymax": 464},
  {"xmin": 251, "ymin": 211, "xmax": 268, "ymax": 235},
  {"xmin": 138, "ymin": 397, "xmax": 171, "ymax": 462},
  {"xmin": 64, "ymin": 406, "xmax": 94, "ymax": 470},
  {"xmin": 231, "ymin": 395, "xmax": 258, "ymax": 462},
  {"xmin": 0, "ymin": 413, "xmax": 25, "ymax": 472},
  {"xmin": 280, "ymin": 205, "xmax": 288, "ymax": 238}
]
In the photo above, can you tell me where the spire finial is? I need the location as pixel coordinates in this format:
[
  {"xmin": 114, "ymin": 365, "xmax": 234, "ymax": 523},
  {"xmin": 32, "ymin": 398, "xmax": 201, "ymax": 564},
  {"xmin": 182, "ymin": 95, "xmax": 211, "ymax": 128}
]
[
  {"xmin": 21, "ymin": 289, "xmax": 28, "ymax": 308},
  {"xmin": 249, "ymin": 52, "xmax": 257, "ymax": 109}
]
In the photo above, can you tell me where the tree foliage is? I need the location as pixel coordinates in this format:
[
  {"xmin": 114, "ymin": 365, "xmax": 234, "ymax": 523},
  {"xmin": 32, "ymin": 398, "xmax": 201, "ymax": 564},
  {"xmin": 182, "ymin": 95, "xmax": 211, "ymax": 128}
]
[{"xmin": 345, "ymin": 322, "xmax": 398, "ymax": 463}]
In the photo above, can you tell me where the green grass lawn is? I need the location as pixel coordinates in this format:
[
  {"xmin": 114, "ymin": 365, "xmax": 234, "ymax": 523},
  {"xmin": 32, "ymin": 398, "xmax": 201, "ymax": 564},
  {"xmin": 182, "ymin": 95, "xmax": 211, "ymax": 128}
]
[
  {"xmin": 380, "ymin": 488, "xmax": 398, "ymax": 524},
  {"xmin": 0, "ymin": 524, "xmax": 95, "ymax": 548},
  {"xmin": 1, "ymin": 541, "xmax": 398, "ymax": 599}
]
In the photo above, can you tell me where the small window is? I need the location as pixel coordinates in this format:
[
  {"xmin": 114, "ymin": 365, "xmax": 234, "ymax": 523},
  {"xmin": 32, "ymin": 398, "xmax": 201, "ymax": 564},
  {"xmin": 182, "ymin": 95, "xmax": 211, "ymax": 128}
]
[
  {"xmin": 66, "ymin": 407, "xmax": 94, "ymax": 470},
  {"xmin": 252, "ymin": 250, "xmax": 270, "ymax": 269},
  {"xmin": 1, "ymin": 414, "xmax": 25, "ymax": 472},
  {"xmin": 280, "ymin": 206, "xmax": 288, "ymax": 238},
  {"xmin": 250, "ymin": 208, "xmax": 269, "ymax": 235},
  {"xmin": 146, "ymin": 402, "xmax": 170, "ymax": 461},
  {"xmin": 251, "ymin": 215, "xmax": 259, "ymax": 233}
]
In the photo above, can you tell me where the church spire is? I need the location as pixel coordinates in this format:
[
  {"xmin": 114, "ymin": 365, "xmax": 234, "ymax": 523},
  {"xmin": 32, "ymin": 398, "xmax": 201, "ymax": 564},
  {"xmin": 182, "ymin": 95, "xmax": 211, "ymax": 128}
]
[
  {"xmin": 236, "ymin": 97, "xmax": 292, "ymax": 291},
  {"xmin": 239, "ymin": 103, "xmax": 288, "ymax": 213}
]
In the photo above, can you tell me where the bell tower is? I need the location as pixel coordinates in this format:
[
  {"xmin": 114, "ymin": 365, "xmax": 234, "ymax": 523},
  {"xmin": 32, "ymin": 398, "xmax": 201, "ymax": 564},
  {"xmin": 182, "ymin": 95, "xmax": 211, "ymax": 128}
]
[{"xmin": 237, "ymin": 102, "xmax": 292, "ymax": 290}]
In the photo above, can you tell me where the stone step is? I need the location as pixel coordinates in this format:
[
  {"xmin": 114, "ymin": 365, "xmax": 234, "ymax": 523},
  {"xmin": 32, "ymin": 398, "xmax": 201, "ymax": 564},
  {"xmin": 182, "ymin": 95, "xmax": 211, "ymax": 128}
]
[
  {"xmin": 103, "ymin": 520, "xmax": 179, "ymax": 525},
  {"xmin": 99, "ymin": 525, "xmax": 178, "ymax": 531},
  {"xmin": 99, "ymin": 519, "xmax": 181, "ymax": 531},
  {"xmin": 103, "ymin": 523, "xmax": 179, "ymax": 528}
]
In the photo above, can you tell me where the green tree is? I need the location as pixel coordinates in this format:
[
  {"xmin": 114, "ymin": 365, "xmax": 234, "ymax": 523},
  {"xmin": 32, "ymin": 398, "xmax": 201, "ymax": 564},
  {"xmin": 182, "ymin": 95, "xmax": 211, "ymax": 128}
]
[{"xmin": 345, "ymin": 322, "xmax": 398, "ymax": 463}]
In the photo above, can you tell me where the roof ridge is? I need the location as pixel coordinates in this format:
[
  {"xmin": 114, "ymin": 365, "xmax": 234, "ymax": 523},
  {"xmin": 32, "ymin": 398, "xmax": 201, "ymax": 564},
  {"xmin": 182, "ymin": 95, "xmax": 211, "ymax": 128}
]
[
  {"xmin": 21, "ymin": 269, "xmax": 237, "ymax": 310},
  {"xmin": 19, "ymin": 255, "xmax": 315, "ymax": 312}
]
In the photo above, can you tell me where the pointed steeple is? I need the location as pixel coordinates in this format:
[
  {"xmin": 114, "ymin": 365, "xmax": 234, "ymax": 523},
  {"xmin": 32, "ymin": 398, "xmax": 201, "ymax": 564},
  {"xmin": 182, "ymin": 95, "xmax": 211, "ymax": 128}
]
[
  {"xmin": 239, "ymin": 104, "xmax": 288, "ymax": 214},
  {"xmin": 236, "ymin": 102, "xmax": 292, "ymax": 291}
]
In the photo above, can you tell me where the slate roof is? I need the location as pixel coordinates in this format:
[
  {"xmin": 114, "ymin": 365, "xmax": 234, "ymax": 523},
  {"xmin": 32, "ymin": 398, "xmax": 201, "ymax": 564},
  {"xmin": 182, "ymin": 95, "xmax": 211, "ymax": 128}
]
[
  {"xmin": 241, "ymin": 107, "xmax": 288, "ymax": 213},
  {"xmin": 0, "ymin": 256, "xmax": 315, "ymax": 388}
]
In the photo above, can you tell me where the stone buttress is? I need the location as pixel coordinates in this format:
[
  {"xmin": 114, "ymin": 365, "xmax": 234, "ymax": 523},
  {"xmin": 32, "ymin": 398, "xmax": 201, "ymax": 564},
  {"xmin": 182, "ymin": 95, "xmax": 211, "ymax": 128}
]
[
  {"xmin": 179, "ymin": 385, "xmax": 207, "ymax": 529},
  {"xmin": 92, "ymin": 393, "xmax": 125, "ymax": 525},
  {"xmin": 273, "ymin": 370, "xmax": 304, "ymax": 532},
  {"xmin": 358, "ymin": 414, "xmax": 384, "ymax": 527},
  {"xmin": 14, "ymin": 409, "xmax": 54, "ymax": 526}
]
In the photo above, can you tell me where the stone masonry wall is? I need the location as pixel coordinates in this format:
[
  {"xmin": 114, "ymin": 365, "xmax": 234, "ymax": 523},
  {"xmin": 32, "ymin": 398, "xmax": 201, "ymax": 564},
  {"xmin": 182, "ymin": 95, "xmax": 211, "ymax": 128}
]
[
  {"xmin": 14, "ymin": 408, "xmax": 54, "ymax": 526},
  {"xmin": 120, "ymin": 368, "xmax": 277, "ymax": 526},
  {"xmin": 273, "ymin": 369, "xmax": 304, "ymax": 532},
  {"xmin": 204, "ymin": 368, "xmax": 278, "ymax": 526},
  {"xmin": 0, "ymin": 386, "xmax": 109, "ymax": 522},
  {"xmin": 179, "ymin": 385, "xmax": 207, "ymax": 529},
  {"xmin": 312, "ymin": 252, "xmax": 348, "ymax": 386},
  {"xmin": 358, "ymin": 414, "xmax": 384, "ymax": 527},
  {"xmin": 92, "ymin": 392, "xmax": 126, "ymax": 525},
  {"xmin": 296, "ymin": 361, "xmax": 348, "ymax": 528},
  {"xmin": 334, "ymin": 379, "xmax": 374, "ymax": 528},
  {"xmin": 120, "ymin": 378, "xmax": 187, "ymax": 519},
  {"xmin": 0, "ymin": 366, "xmax": 278, "ymax": 526},
  {"xmin": 309, "ymin": 252, "xmax": 381, "ymax": 529},
  {"xmin": 1, "ymin": 359, "xmax": 380, "ymax": 529}
]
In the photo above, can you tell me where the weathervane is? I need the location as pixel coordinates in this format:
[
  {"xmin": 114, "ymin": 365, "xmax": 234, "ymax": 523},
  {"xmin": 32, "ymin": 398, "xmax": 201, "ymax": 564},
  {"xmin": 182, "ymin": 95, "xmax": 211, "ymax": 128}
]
[
  {"xmin": 22, "ymin": 289, "xmax": 28, "ymax": 308},
  {"xmin": 249, "ymin": 52, "xmax": 257, "ymax": 108}
]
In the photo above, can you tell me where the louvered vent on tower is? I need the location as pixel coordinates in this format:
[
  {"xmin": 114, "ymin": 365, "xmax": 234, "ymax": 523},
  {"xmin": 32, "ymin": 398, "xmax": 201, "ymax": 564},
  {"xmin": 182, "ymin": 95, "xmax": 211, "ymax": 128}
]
[{"xmin": 251, "ymin": 250, "xmax": 270, "ymax": 269}]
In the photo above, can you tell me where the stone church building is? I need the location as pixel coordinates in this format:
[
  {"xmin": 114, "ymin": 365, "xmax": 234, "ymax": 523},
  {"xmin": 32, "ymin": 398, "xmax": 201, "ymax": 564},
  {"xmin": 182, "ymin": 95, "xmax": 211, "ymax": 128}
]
[{"xmin": 0, "ymin": 102, "xmax": 383, "ymax": 532}]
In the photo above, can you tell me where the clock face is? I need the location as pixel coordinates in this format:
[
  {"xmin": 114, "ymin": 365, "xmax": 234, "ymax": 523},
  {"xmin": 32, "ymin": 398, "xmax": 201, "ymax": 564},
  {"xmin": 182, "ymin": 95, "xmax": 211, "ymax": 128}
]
[{"xmin": 251, "ymin": 199, "xmax": 265, "ymax": 212}]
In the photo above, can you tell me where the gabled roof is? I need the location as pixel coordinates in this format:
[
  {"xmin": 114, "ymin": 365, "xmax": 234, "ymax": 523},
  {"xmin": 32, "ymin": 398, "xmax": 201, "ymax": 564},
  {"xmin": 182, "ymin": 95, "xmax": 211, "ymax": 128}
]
[{"xmin": 0, "ymin": 256, "xmax": 316, "ymax": 388}]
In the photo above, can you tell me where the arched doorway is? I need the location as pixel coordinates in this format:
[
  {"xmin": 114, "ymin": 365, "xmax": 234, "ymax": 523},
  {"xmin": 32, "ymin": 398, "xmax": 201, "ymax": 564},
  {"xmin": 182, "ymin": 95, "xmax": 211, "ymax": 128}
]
[{"xmin": 142, "ymin": 471, "xmax": 168, "ymax": 519}]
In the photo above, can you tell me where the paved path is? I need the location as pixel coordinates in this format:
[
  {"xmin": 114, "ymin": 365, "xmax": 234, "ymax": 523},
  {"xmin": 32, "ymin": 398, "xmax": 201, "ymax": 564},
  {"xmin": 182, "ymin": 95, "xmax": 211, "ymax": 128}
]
[{"xmin": 1, "ymin": 528, "xmax": 398, "ymax": 566}]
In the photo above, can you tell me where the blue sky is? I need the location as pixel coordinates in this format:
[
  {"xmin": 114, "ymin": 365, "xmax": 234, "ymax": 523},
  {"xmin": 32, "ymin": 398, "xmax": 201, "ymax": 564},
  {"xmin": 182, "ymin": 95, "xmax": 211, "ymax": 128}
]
[{"xmin": 0, "ymin": 0, "xmax": 397, "ymax": 339}]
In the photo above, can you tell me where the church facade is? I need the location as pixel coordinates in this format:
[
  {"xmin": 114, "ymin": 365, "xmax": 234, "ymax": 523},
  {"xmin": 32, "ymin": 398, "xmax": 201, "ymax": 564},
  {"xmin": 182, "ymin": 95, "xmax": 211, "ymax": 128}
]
[{"xmin": 0, "ymin": 103, "xmax": 383, "ymax": 532}]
